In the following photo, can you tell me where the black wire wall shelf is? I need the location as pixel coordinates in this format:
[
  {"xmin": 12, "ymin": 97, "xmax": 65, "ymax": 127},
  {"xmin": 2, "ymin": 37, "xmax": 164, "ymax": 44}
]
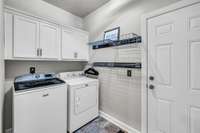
[
  {"xmin": 93, "ymin": 62, "xmax": 142, "ymax": 69},
  {"xmin": 89, "ymin": 33, "xmax": 142, "ymax": 50}
]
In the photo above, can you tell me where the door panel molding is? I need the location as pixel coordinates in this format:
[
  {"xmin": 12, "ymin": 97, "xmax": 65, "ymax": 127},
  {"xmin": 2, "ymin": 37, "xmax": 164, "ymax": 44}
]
[
  {"xmin": 188, "ymin": 40, "xmax": 200, "ymax": 92},
  {"xmin": 188, "ymin": 105, "xmax": 200, "ymax": 133},
  {"xmin": 155, "ymin": 23, "xmax": 174, "ymax": 36},
  {"xmin": 155, "ymin": 43, "xmax": 172, "ymax": 86},
  {"xmin": 157, "ymin": 99, "xmax": 172, "ymax": 133}
]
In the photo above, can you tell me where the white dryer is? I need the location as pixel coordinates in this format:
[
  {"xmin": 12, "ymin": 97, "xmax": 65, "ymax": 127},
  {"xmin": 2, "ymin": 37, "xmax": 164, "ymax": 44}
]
[{"xmin": 59, "ymin": 71, "xmax": 99, "ymax": 133}]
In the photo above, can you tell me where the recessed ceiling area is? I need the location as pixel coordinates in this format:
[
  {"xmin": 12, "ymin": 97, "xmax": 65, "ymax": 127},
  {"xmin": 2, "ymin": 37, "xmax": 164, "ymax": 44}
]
[{"xmin": 42, "ymin": 0, "xmax": 110, "ymax": 17}]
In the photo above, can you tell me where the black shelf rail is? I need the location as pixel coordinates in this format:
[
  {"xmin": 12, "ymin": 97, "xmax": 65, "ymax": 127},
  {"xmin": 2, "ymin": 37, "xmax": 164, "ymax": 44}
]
[
  {"xmin": 89, "ymin": 33, "xmax": 142, "ymax": 50},
  {"xmin": 93, "ymin": 62, "xmax": 142, "ymax": 69}
]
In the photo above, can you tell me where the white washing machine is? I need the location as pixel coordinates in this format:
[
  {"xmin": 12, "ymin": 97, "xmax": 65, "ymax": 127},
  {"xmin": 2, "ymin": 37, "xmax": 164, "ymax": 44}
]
[
  {"xmin": 59, "ymin": 71, "xmax": 99, "ymax": 133},
  {"xmin": 13, "ymin": 73, "xmax": 67, "ymax": 133}
]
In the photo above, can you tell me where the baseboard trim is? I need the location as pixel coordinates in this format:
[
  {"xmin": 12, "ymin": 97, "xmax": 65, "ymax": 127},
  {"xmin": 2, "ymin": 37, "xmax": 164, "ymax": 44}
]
[
  {"xmin": 99, "ymin": 111, "xmax": 140, "ymax": 133},
  {"xmin": 5, "ymin": 128, "xmax": 12, "ymax": 133}
]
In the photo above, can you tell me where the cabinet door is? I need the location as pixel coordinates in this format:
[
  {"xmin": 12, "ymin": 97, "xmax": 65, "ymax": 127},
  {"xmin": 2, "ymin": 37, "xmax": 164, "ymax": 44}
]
[
  {"xmin": 61, "ymin": 28, "xmax": 77, "ymax": 59},
  {"xmin": 75, "ymin": 32, "xmax": 89, "ymax": 60},
  {"xmin": 4, "ymin": 12, "xmax": 13, "ymax": 59},
  {"xmin": 61, "ymin": 28, "xmax": 89, "ymax": 60},
  {"xmin": 39, "ymin": 22, "xmax": 59, "ymax": 59},
  {"xmin": 13, "ymin": 15, "xmax": 39, "ymax": 58}
]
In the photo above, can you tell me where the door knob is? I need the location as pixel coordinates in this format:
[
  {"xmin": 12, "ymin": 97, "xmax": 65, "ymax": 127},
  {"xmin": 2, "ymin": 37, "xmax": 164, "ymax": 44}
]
[
  {"xmin": 149, "ymin": 85, "xmax": 155, "ymax": 90},
  {"xmin": 149, "ymin": 76, "xmax": 154, "ymax": 81}
]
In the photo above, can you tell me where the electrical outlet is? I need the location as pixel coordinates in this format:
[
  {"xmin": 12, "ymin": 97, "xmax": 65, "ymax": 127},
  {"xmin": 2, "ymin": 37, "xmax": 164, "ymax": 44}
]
[
  {"xmin": 127, "ymin": 70, "xmax": 132, "ymax": 77},
  {"xmin": 30, "ymin": 67, "xmax": 36, "ymax": 74}
]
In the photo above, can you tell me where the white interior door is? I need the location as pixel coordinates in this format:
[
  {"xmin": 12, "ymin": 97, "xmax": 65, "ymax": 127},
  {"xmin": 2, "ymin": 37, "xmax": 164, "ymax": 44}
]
[
  {"xmin": 148, "ymin": 2, "xmax": 200, "ymax": 133},
  {"xmin": 39, "ymin": 22, "xmax": 59, "ymax": 59},
  {"xmin": 14, "ymin": 15, "xmax": 38, "ymax": 58}
]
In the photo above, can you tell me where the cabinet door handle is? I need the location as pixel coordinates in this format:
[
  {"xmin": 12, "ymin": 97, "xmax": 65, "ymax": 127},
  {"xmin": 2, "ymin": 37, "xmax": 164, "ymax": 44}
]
[
  {"xmin": 85, "ymin": 84, "xmax": 89, "ymax": 87},
  {"xmin": 37, "ymin": 48, "xmax": 39, "ymax": 56},
  {"xmin": 74, "ymin": 52, "xmax": 78, "ymax": 58},
  {"xmin": 42, "ymin": 93, "xmax": 49, "ymax": 97},
  {"xmin": 40, "ymin": 49, "xmax": 42, "ymax": 56}
]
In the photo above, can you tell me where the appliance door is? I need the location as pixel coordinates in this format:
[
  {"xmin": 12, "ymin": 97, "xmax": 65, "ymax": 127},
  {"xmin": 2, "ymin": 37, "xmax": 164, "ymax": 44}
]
[
  {"xmin": 74, "ymin": 83, "xmax": 98, "ymax": 114},
  {"xmin": 69, "ymin": 81, "xmax": 99, "ymax": 132}
]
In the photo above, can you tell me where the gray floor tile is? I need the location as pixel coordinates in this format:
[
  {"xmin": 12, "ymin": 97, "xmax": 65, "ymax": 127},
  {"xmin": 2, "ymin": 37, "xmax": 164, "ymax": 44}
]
[{"xmin": 74, "ymin": 117, "xmax": 127, "ymax": 133}]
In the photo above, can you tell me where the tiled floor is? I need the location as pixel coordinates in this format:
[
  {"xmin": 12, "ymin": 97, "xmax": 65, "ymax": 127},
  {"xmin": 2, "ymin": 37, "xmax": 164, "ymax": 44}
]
[{"xmin": 74, "ymin": 117, "xmax": 128, "ymax": 133}]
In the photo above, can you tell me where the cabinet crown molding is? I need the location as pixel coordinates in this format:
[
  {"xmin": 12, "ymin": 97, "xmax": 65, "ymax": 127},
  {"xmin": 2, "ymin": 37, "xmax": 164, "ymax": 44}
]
[{"xmin": 4, "ymin": 5, "xmax": 89, "ymax": 35}]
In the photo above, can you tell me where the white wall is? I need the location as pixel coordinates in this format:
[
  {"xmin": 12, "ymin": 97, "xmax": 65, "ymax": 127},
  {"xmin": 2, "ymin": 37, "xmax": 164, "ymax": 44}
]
[
  {"xmin": 84, "ymin": 0, "xmax": 180, "ymax": 41},
  {"xmin": 0, "ymin": 0, "xmax": 4, "ymax": 132},
  {"xmin": 5, "ymin": 61, "xmax": 86, "ymax": 79},
  {"xmin": 5, "ymin": 0, "xmax": 84, "ymax": 29},
  {"xmin": 84, "ymin": 0, "xmax": 180, "ymax": 131}
]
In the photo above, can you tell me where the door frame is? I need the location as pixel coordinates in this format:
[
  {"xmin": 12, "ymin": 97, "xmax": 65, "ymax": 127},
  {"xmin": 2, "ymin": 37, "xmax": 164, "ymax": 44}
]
[{"xmin": 141, "ymin": 0, "xmax": 200, "ymax": 133}]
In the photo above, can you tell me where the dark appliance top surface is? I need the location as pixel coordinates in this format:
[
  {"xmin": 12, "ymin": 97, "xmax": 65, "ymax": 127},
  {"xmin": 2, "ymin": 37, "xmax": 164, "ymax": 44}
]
[{"xmin": 14, "ymin": 73, "xmax": 65, "ymax": 92}]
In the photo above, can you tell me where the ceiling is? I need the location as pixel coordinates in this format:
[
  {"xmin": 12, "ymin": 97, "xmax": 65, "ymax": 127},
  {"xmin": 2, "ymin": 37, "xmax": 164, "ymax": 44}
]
[{"xmin": 43, "ymin": 0, "xmax": 110, "ymax": 17}]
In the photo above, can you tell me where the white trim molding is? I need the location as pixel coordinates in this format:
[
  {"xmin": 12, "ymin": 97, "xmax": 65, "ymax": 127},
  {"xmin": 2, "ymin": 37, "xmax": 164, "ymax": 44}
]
[
  {"xmin": 99, "ymin": 111, "xmax": 140, "ymax": 133},
  {"xmin": 141, "ymin": 0, "xmax": 200, "ymax": 133},
  {"xmin": 4, "ymin": 6, "xmax": 87, "ymax": 34}
]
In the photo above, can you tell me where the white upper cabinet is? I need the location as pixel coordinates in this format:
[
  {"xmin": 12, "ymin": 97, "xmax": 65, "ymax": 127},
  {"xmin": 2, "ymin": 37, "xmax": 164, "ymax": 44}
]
[
  {"xmin": 61, "ymin": 28, "xmax": 77, "ymax": 59},
  {"xmin": 75, "ymin": 32, "xmax": 89, "ymax": 60},
  {"xmin": 4, "ymin": 12, "xmax": 13, "ymax": 59},
  {"xmin": 39, "ymin": 22, "xmax": 59, "ymax": 59},
  {"xmin": 12, "ymin": 15, "xmax": 60, "ymax": 59},
  {"xmin": 13, "ymin": 15, "xmax": 39, "ymax": 58},
  {"xmin": 61, "ymin": 27, "xmax": 89, "ymax": 61},
  {"xmin": 4, "ymin": 8, "xmax": 89, "ymax": 61}
]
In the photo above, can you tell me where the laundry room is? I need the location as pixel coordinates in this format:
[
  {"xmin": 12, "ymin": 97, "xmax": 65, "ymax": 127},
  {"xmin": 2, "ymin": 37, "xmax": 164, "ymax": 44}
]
[{"xmin": 0, "ymin": 0, "xmax": 200, "ymax": 133}]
